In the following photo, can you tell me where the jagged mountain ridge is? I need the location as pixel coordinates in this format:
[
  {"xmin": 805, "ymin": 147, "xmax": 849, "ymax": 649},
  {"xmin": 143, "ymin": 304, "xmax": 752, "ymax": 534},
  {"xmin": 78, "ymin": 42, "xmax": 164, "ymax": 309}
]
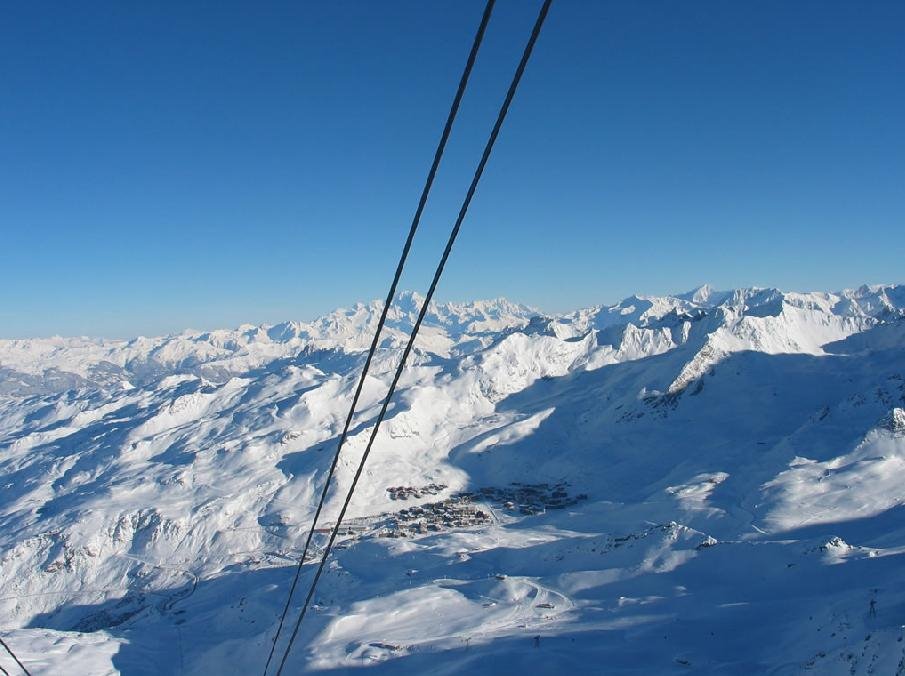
[
  {"xmin": 2, "ymin": 283, "xmax": 905, "ymax": 674},
  {"xmin": 0, "ymin": 292, "xmax": 537, "ymax": 393},
  {"xmin": 1, "ymin": 284, "xmax": 901, "ymax": 394}
]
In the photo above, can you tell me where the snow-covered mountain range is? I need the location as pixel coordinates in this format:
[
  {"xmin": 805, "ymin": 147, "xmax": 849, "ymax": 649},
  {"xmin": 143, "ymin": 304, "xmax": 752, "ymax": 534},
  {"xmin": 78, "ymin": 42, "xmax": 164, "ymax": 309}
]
[{"xmin": 2, "ymin": 284, "xmax": 905, "ymax": 674}]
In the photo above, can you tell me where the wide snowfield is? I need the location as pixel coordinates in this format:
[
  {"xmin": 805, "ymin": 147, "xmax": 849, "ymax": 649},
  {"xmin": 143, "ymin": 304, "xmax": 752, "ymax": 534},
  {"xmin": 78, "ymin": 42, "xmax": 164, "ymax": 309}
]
[{"xmin": 2, "ymin": 285, "xmax": 905, "ymax": 674}]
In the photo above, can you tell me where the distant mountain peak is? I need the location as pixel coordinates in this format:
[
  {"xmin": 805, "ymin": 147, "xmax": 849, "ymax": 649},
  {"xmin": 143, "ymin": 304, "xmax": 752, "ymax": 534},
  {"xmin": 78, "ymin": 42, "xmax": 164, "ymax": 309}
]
[
  {"xmin": 675, "ymin": 283, "xmax": 734, "ymax": 307},
  {"xmin": 683, "ymin": 284, "xmax": 714, "ymax": 304}
]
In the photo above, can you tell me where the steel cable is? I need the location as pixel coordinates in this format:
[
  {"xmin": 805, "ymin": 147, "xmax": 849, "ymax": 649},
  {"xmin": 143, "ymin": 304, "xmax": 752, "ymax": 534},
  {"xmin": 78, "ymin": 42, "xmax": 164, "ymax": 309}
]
[
  {"xmin": 274, "ymin": 1, "xmax": 553, "ymax": 672},
  {"xmin": 0, "ymin": 637, "xmax": 30, "ymax": 676},
  {"xmin": 261, "ymin": 2, "xmax": 496, "ymax": 673}
]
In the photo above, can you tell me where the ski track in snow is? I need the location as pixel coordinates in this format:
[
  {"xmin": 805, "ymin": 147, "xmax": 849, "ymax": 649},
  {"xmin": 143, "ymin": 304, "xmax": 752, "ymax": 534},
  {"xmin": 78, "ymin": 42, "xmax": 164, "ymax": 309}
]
[{"xmin": 2, "ymin": 285, "xmax": 905, "ymax": 674}]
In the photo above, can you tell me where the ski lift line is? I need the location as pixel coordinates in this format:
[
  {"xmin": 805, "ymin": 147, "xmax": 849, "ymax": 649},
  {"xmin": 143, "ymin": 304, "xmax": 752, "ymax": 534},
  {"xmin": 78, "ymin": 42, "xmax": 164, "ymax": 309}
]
[
  {"xmin": 0, "ymin": 638, "xmax": 30, "ymax": 676},
  {"xmin": 273, "ymin": 1, "xmax": 553, "ymax": 673},
  {"xmin": 261, "ymin": 2, "xmax": 497, "ymax": 674}
]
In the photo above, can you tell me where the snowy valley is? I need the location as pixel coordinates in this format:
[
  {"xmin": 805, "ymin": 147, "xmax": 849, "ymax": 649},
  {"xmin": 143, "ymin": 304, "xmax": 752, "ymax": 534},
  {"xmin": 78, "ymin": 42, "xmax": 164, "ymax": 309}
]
[{"xmin": 2, "ymin": 284, "xmax": 905, "ymax": 675}]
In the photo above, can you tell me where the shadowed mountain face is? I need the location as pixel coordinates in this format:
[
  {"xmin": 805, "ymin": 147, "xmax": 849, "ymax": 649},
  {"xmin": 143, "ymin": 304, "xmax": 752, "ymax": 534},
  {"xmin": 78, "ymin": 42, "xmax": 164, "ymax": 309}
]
[{"xmin": 2, "ymin": 285, "xmax": 905, "ymax": 674}]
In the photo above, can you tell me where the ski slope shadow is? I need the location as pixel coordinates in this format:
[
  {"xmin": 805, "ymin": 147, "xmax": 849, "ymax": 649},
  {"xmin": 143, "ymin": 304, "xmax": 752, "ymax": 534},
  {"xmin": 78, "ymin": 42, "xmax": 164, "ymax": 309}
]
[
  {"xmin": 20, "ymin": 471, "xmax": 905, "ymax": 674},
  {"xmin": 18, "ymin": 327, "xmax": 905, "ymax": 674},
  {"xmin": 446, "ymin": 337, "xmax": 904, "ymax": 538}
]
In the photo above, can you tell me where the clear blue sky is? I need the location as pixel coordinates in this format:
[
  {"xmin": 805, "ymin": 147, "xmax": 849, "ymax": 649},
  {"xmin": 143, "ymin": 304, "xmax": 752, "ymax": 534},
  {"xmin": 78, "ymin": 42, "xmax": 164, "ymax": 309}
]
[{"xmin": 2, "ymin": 1, "xmax": 903, "ymax": 338}]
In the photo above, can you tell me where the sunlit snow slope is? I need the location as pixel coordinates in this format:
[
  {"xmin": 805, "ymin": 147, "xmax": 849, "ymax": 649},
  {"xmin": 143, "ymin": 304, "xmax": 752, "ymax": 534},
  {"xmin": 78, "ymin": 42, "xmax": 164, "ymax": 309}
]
[{"xmin": 2, "ymin": 285, "xmax": 905, "ymax": 675}]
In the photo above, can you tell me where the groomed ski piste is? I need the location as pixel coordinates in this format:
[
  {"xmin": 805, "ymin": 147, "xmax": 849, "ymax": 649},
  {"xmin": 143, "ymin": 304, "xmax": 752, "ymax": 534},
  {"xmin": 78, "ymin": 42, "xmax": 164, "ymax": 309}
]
[{"xmin": 2, "ymin": 284, "xmax": 905, "ymax": 674}]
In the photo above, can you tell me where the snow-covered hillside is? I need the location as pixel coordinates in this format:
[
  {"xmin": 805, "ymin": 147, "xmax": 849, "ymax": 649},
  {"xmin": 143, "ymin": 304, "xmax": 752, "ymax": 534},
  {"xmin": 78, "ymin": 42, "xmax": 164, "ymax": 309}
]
[{"xmin": 2, "ymin": 284, "xmax": 905, "ymax": 675}]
